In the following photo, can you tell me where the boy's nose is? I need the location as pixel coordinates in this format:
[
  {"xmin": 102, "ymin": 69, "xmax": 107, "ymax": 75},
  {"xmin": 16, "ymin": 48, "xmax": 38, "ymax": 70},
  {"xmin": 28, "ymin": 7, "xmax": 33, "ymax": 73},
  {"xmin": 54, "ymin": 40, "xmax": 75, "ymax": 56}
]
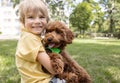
[{"xmin": 34, "ymin": 18, "xmax": 40, "ymax": 23}]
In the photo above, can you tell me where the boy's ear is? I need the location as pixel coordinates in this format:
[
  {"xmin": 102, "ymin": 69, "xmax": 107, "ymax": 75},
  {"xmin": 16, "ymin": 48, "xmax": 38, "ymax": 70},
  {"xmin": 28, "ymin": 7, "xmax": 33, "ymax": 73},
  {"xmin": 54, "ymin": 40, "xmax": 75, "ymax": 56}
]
[{"xmin": 19, "ymin": 17, "xmax": 25, "ymax": 24}]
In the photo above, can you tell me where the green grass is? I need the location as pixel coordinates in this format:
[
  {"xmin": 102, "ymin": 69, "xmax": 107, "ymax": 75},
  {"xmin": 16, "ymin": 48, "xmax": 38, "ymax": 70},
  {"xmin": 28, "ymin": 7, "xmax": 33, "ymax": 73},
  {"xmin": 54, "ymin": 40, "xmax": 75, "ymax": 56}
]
[
  {"xmin": 0, "ymin": 40, "xmax": 20, "ymax": 83},
  {"xmin": 0, "ymin": 39, "xmax": 120, "ymax": 83},
  {"xmin": 67, "ymin": 39, "xmax": 120, "ymax": 83}
]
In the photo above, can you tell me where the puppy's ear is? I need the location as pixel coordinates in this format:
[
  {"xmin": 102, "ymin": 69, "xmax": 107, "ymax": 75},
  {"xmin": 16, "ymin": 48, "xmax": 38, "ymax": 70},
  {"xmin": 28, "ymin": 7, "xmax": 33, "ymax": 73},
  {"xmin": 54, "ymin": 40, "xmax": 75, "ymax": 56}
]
[{"xmin": 64, "ymin": 28, "xmax": 74, "ymax": 44}]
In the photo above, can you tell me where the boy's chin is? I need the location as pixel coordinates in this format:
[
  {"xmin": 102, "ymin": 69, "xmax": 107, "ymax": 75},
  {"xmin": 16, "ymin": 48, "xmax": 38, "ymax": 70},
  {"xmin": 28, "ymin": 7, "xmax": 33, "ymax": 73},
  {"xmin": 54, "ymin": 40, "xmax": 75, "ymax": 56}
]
[{"xmin": 32, "ymin": 31, "xmax": 41, "ymax": 35}]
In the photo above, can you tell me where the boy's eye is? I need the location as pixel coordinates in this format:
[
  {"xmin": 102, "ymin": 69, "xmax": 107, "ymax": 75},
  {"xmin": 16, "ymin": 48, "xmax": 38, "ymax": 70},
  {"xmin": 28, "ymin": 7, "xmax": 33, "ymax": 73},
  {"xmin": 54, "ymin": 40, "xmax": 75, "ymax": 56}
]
[
  {"xmin": 27, "ymin": 16, "xmax": 33, "ymax": 19},
  {"xmin": 39, "ymin": 16, "xmax": 45, "ymax": 19}
]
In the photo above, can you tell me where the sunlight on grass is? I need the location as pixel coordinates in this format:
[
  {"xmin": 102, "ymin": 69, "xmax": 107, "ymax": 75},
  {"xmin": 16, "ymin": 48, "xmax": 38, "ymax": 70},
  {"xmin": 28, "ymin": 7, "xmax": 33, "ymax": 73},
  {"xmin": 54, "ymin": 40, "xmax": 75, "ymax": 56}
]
[
  {"xmin": 0, "ymin": 55, "xmax": 7, "ymax": 73},
  {"xmin": 73, "ymin": 38, "xmax": 97, "ymax": 43},
  {"xmin": 107, "ymin": 67, "xmax": 120, "ymax": 81},
  {"xmin": 71, "ymin": 54, "xmax": 80, "ymax": 59},
  {"xmin": 74, "ymin": 38, "xmax": 120, "ymax": 46},
  {"xmin": 0, "ymin": 56, "xmax": 5, "ymax": 65},
  {"xmin": 113, "ymin": 54, "xmax": 120, "ymax": 58},
  {"xmin": 67, "ymin": 38, "xmax": 120, "ymax": 83}
]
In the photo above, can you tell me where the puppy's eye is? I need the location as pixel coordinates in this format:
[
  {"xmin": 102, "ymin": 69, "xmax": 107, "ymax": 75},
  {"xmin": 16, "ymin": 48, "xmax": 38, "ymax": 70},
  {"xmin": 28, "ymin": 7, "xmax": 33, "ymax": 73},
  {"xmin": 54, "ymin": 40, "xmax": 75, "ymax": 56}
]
[
  {"xmin": 56, "ymin": 30, "xmax": 61, "ymax": 34},
  {"xmin": 46, "ymin": 30, "xmax": 51, "ymax": 33}
]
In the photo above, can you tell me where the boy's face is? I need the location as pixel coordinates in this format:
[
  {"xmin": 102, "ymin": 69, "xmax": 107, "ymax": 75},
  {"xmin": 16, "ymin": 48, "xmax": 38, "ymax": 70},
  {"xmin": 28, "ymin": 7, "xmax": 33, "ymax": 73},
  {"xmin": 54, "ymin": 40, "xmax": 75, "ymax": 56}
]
[{"xmin": 24, "ymin": 11, "xmax": 47, "ymax": 35}]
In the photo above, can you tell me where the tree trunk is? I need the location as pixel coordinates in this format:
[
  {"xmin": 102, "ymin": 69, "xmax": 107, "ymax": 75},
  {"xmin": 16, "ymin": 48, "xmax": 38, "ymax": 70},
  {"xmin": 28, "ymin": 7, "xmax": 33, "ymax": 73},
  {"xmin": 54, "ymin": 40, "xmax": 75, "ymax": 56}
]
[{"xmin": 109, "ymin": 18, "xmax": 114, "ymax": 33}]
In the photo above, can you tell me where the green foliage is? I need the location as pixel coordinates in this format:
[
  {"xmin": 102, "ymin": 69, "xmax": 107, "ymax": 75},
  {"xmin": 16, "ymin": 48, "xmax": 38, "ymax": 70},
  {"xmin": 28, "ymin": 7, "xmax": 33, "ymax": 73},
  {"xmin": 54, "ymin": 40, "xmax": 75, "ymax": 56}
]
[
  {"xmin": 113, "ymin": 3, "xmax": 120, "ymax": 26},
  {"xmin": 45, "ymin": 0, "xmax": 75, "ymax": 22},
  {"xmin": 70, "ymin": 2, "xmax": 93, "ymax": 34},
  {"xmin": 46, "ymin": 0, "xmax": 65, "ymax": 20},
  {"xmin": 92, "ymin": 3, "xmax": 105, "ymax": 32},
  {"xmin": 116, "ymin": 0, "xmax": 120, "ymax": 3},
  {"xmin": 99, "ymin": 0, "xmax": 120, "ymax": 33},
  {"xmin": 11, "ymin": 0, "xmax": 20, "ymax": 7}
]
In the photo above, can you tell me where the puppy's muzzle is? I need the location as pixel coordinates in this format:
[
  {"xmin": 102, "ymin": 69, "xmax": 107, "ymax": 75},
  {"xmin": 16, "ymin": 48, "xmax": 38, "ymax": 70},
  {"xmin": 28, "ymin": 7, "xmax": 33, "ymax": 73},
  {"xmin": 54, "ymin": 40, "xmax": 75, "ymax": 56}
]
[{"xmin": 47, "ymin": 37, "xmax": 52, "ymax": 42}]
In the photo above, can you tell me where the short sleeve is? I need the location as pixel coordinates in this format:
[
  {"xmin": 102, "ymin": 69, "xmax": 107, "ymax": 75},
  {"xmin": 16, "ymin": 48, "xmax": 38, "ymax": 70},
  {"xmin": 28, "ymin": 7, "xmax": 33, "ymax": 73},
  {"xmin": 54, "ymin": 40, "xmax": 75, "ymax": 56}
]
[{"xmin": 16, "ymin": 32, "xmax": 45, "ymax": 62}]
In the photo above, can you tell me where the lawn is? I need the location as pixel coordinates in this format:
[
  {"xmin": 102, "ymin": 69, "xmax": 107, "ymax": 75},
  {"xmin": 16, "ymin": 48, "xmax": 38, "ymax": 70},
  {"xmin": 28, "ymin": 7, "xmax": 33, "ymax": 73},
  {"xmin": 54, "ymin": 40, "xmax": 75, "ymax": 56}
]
[
  {"xmin": 0, "ymin": 40, "xmax": 20, "ymax": 83},
  {"xmin": 0, "ymin": 39, "xmax": 120, "ymax": 83}
]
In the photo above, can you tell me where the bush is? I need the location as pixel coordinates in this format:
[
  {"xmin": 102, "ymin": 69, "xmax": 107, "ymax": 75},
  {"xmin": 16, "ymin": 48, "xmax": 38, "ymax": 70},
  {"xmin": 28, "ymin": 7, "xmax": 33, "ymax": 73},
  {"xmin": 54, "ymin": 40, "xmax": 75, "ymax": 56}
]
[{"xmin": 113, "ymin": 29, "xmax": 120, "ymax": 39}]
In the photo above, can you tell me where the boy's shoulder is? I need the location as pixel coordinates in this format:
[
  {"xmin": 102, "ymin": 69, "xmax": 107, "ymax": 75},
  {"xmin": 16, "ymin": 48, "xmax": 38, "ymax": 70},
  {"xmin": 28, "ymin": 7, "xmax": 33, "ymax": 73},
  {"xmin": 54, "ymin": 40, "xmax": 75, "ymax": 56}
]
[{"xmin": 21, "ymin": 31, "xmax": 41, "ymax": 40}]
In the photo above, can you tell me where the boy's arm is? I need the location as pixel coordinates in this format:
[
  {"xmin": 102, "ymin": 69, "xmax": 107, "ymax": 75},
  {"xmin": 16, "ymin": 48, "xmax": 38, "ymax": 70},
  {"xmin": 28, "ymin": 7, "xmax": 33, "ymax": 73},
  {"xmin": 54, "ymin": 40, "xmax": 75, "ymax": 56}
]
[{"xmin": 36, "ymin": 52, "xmax": 63, "ymax": 75}]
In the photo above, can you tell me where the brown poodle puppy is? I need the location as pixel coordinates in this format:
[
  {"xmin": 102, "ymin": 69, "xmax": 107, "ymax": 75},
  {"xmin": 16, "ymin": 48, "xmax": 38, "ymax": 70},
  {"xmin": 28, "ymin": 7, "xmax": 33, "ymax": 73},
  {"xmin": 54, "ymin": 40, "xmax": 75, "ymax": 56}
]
[{"xmin": 42, "ymin": 21, "xmax": 91, "ymax": 83}]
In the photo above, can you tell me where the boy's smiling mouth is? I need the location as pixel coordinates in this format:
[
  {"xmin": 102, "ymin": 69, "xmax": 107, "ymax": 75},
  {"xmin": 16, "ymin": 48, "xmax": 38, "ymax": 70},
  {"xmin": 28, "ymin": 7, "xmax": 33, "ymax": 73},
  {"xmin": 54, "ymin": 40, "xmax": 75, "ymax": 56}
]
[{"xmin": 32, "ymin": 26, "xmax": 42, "ymax": 28}]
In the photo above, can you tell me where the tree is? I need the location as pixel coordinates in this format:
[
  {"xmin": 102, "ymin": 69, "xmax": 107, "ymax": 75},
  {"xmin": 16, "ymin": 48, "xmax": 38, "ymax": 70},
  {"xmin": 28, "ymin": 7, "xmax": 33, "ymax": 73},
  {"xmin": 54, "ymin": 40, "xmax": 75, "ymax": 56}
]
[
  {"xmin": 69, "ymin": 2, "xmax": 93, "ymax": 35},
  {"xmin": 99, "ymin": 0, "xmax": 120, "ymax": 34},
  {"xmin": 45, "ymin": 0, "xmax": 76, "ymax": 23},
  {"xmin": 11, "ymin": 0, "xmax": 20, "ymax": 7},
  {"xmin": 45, "ymin": 0, "xmax": 64, "ymax": 20},
  {"xmin": 113, "ymin": 2, "xmax": 120, "ymax": 38},
  {"xmin": 92, "ymin": 3, "xmax": 105, "ymax": 32}
]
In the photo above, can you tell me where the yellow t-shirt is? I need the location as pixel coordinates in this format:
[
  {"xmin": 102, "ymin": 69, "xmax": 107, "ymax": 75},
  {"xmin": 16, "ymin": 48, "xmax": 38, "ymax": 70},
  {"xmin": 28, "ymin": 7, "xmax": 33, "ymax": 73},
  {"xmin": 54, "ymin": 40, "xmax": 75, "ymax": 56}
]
[{"xmin": 15, "ymin": 30, "xmax": 52, "ymax": 83}]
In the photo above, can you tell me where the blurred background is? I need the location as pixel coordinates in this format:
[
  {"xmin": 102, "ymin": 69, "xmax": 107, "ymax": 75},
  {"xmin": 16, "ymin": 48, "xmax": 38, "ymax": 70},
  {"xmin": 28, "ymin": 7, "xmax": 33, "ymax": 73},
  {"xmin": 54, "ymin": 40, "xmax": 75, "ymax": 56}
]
[
  {"xmin": 0, "ymin": 0, "xmax": 120, "ymax": 39},
  {"xmin": 0, "ymin": 0, "xmax": 20, "ymax": 36},
  {"xmin": 0, "ymin": 0, "xmax": 120, "ymax": 83}
]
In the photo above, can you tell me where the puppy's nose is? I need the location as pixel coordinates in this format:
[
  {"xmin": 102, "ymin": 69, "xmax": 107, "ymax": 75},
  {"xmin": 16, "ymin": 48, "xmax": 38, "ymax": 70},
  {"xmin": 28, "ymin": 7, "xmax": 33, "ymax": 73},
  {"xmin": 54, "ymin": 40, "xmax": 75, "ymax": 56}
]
[{"xmin": 47, "ymin": 38, "xmax": 52, "ymax": 42}]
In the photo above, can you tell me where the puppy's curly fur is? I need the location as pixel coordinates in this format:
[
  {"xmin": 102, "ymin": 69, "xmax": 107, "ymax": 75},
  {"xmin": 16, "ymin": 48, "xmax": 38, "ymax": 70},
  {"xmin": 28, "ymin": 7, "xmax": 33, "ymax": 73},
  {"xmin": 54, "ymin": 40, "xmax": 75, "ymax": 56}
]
[{"xmin": 42, "ymin": 21, "xmax": 91, "ymax": 83}]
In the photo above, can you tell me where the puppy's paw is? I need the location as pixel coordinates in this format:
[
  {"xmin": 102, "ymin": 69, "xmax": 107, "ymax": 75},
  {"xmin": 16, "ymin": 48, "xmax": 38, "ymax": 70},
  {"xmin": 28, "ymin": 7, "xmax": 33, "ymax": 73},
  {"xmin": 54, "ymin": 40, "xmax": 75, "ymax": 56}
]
[
  {"xmin": 67, "ymin": 73, "xmax": 78, "ymax": 83},
  {"xmin": 50, "ymin": 53, "xmax": 63, "ymax": 60},
  {"xmin": 52, "ymin": 59, "xmax": 64, "ymax": 73}
]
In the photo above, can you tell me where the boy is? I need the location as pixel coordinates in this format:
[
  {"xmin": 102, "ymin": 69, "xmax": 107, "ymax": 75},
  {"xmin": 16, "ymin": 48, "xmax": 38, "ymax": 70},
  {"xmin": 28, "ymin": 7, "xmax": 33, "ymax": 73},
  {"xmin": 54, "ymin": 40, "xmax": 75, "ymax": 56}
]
[{"xmin": 15, "ymin": 0, "xmax": 65, "ymax": 83}]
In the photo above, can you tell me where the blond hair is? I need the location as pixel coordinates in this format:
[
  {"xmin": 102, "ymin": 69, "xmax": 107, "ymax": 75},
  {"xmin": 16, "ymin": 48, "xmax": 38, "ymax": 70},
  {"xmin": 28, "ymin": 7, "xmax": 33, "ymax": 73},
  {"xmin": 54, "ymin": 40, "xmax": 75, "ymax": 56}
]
[{"xmin": 19, "ymin": 0, "xmax": 49, "ymax": 24}]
